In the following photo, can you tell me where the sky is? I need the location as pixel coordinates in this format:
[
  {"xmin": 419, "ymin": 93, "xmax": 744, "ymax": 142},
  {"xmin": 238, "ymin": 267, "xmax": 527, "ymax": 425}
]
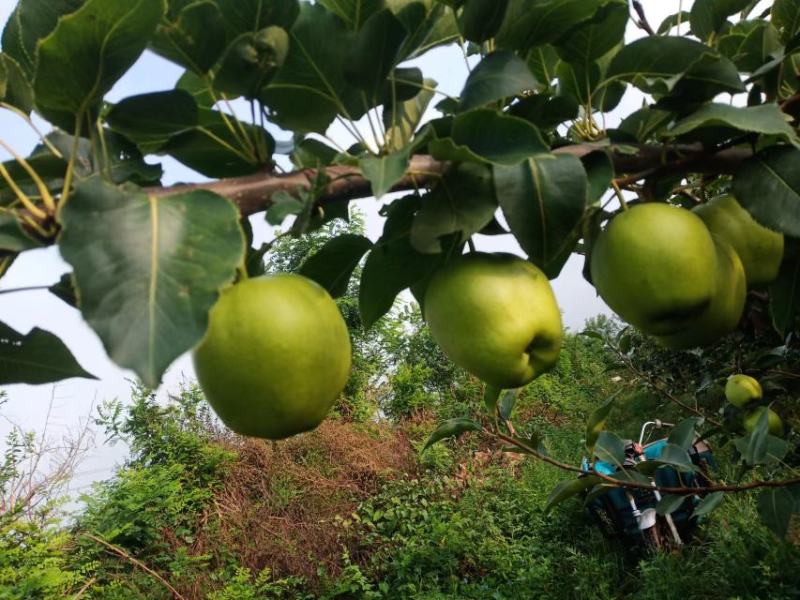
[{"xmin": 0, "ymin": 1, "xmax": 736, "ymax": 496}]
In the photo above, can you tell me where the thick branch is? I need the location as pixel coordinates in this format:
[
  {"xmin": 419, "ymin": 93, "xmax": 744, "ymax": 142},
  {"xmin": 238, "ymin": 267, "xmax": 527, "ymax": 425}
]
[{"xmin": 153, "ymin": 143, "xmax": 753, "ymax": 217}]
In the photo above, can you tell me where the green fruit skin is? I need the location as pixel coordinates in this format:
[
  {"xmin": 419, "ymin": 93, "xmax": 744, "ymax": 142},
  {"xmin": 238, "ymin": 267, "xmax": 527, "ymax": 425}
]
[
  {"xmin": 743, "ymin": 407, "xmax": 784, "ymax": 437},
  {"xmin": 590, "ymin": 203, "xmax": 718, "ymax": 336},
  {"xmin": 423, "ymin": 253, "xmax": 563, "ymax": 389},
  {"xmin": 192, "ymin": 274, "xmax": 351, "ymax": 440},
  {"xmin": 725, "ymin": 374, "xmax": 762, "ymax": 408},
  {"xmin": 657, "ymin": 236, "xmax": 746, "ymax": 350},
  {"xmin": 694, "ymin": 194, "xmax": 784, "ymax": 287}
]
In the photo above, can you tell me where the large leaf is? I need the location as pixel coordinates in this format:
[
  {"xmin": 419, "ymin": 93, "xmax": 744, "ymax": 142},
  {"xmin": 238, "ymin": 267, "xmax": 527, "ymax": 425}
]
[
  {"xmin": 585, "ymin": 392, "xmax": 619, "ymax": 454},
  {"xmin": 410, "ymin": 162, "xmax": 497, "ymax": 253},
  {"xmin": 554, "ymin": 0, "xmax": 628, "ymax": 65},
  {"xmin": 459, "ymin": 0, "xmax": 509, "ymax": 43},
  {"xmin": 213, "ymin": 27, "xmax": 289, "ymax": 99},
  {"xmin": 732, "ymin": 146, "xmax": 800, "ymax": 237},
  {"xmin": 215, "ymin": 0, "xmax": 299, "ymax": 37},
  {"xmin": 262, "ymin": 3, "xmax": 360, "ymax": 133},
  {"xmin": 458, "ymin": 51, "xmax": 537, "ymax": 112},
  {"xmin": 359, "ymin": 194, "xmax": 452, "ymax": 327},
  {"xmin": 422, "ymin": 417, "xmax": 482, "ymax": 452},
  {"xmin": 494, "ymin": 153, "xmax": 587, "ymax": 278},
  {"xmin": 770, "ymin": 241, "xmax": 800, "ymax": 336},
  {"xmin": 0, "ymin": 212, "xmax": 42, "ymax": 252},
  {"xmin": 359, "ymin": 150, "xmax": 410, "ymax": 198},
  {"xmin": 345, "ymin": 9, "xmax": 408, "ymax": 99},
  {"xmin": 773, "ymin": 0, "xmax": 800, "ymax": 42},
  {"xmin": 606, "ymin": 36, "xmax": 744, "ymax": 101},
  {"xmin": 33, "ymin": 0, "xmax": 164, "ymax": 131},
  {"xmin": 594, "ymin": 431, "xmax": 625, "ymax": 467},
  {"xmin": 0, "ymin": 54, "xmax": 34, "ymax": 113},
  {"xmin": 390, "ymin": 1, "xmax": 460, "ymax": 59},
  {"xmin": 667, "ymin": 418, "xmax": 699, "ymax": 451},
  {"xmin": 431, "ymin": 110, "xmax": 548, "ymax": 165},
  {"xmin": 57, "ymin": 179, "xmax": 245, "ymax": 388},
  {"xmin": 150, "ymin": 0, "xmax": 227, "ymax": 73},
  {"xmin": 299, "ymin": 234, "xmax": 373, "ymax": 298},
  {"xmin": 545, "ymin": 476, "xmax": 601, "ymax": 512},
  {"xmin": 690, "ymin": 0, "xmax": 752, "ymax": 42},
  {"xmin": 0, "ymin": 0, "xmax": 85, "ymax": 79},
  {"xmin": 319, "ymin": 0, "xmax": 384, "ymax": 30},
  {"xmin": 384, "ymin": 79, "xmax": 437, "ymax": 151},
  {"xmin": 106, "ymin": 90, "xmax": 198, "ymax": 145},
  {"xmin": 0, "ymin": 321, "xmax": 96, "ymax": 384},
  {"xmin": 495, "ymin": 0, "xmax": 604, "ymax": 51},
  {"xmin": 667, "ymin": 103, "xmax": 800, "ymax": 146},
  {"xmin": 718, "ymin": 20, "xmax": 782, "ymax": 73},
  {"xmin": 160, "ymin": 108, "xmax": 273, "ymax": 178},
  {"xmin": 757, "ymin": 488, "xmax": 795, "ymax": 537},
  {"xmin": 693, "ymin": 491, "xmax": 725, "ymax": 518}
]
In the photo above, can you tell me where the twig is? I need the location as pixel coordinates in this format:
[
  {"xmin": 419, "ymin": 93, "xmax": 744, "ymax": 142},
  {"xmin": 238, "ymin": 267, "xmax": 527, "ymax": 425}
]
[
  {"xmin": 631, "ymin": 0, "xmax": 656, "ymax": 36},
  {"xmin": 84, "ymin": 533, "xmax": 187, "ymax": 600}
]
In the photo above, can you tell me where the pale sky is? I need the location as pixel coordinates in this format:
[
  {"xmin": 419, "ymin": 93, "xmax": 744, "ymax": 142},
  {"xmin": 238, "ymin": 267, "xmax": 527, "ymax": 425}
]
[{"xmin": 0, "ymin": 1, "xmax": 748, "ymax": 494}]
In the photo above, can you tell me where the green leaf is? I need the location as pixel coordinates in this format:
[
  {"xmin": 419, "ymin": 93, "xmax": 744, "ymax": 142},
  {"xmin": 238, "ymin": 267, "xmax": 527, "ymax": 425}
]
[
  {"xmin": 345, "ymin": 9, "xmax": 407, "ymax": 98},
  {"xmin": 690, "ymin": 0, "xmax": 752, "ymax": 42},
  {"xmin": 262, "ymin": 3, "xmax": 359, "ymax": 133},
  {"xmin": 298, "ymin": 234, "xmax": 373, "ymax": 298},
  {"xmin": 732, "ymin": 146, "xmax": 800, "ymax": 237},
  {"xmin": 391, "ymin": 1, "xmax": 460, "ymax": 59},
  {"xmin": 384, "ymin": 79, "xmax": 437, "ymax": 151},
  {"xmin": 585, "ymin": 392, "xmax": 619, "ymax": 454},
  {"xmin": 431, "ymin": 110, "xmax": 548, "ymax": 165},
  {"xmin": 655, "ymin": 443, "xmax": 697, "ymax": 472},
  {"xmin": 1, "ymin": 0, "xmax": 85, "ymax": 79},
  {"xmin": 656, "ymin": 494, "xmax": 686, "ymax": 515},
  {"xmin": 410, "ymin": 162, "xmax": 496, "ymax": 253},
  {"xmin": 0, "ymin": 321, "xmax": 96, "ymax": 384},
  {"xmin": 734, "ymin": 432, "xmax": 792, "ymax": 465},
  {"xmin": 359, "ymin": 150, "xmax": 410, "ymax": 199},
  {"xmin": 657, "ymin": 11, "xmax": 692, "ymax": 35},
  {"xmin": 319, "ymin": 0, "xmax": 384, "ymax": 30},
  {"xmin": 176, "ymin": 70, "xmax": 215, "ymax": 108},
  {"xmin": 498, "ymin": 389, "xmax": 517, "ymax": 420},
  {"xmin": 496, "ymin": 0, "xmax": 604, "ymax": 51},
  {"xmin": 606, "ymin": 36, "xmax": 744, "ymax": 101},
  {"xmin": 265, "ymin": 191, "xmax": 305, "ymax": 226},
  {"xmin": 667, "ymin": 418, "xmax": 699, "ymax": 451},
  {"xmin": 49, "ymin": 273, "xmax": 77, "ymax": 308},
  {"xmin": 594, "ymin": 431, "xmax": 625, "ymax": 467},
  {"xmin": 770, "ymin": 242, "xmax": 800, "ymax": 336},
  {"xmin": 526, "ymin": 45, "xmax": 560, "ymax": 87},
  {"xmin": 545, "ymin": 476, "xmax": 601, "ymax": 512},
  {"xmin": 773, "ymin": 0, "xmax": 800, "ymax": 42},
  {"xmin": 757, "ymin": 488, "xmax": 795, "ymax": 537},
  {"xmin": 582, "ymin": 151, "xmax": 613, "ymax": 204},
  {"xmin": 718, "ymin": 20, "xmax": 782, "ymax": 73},
  {"xmin": 359, "ymin": 195, "xmax": 451, "ymax": 327},
  {"xmin": 483, "ymin": 384, "xmax": 501, "ymax": 413},
  {"xmin": 0, "ymin": 54, "xmax": 34, "ymax": 113},
  {"xmin": 151, "ymin": 0, "xmax": 227, "ymax": 73},
  {"xmin": 667, "ymin": 103, "xmax": 800, "ymax": 146},
  {"xmin": 459, "ymin": 0, "xmax": 509, "ymax": 43},
  {"xmin": 57, "ymin": 179, "xmax": 245, "ymax": 388},
  {"xmin": 160, "ymin": 109, "xmax": 273, "ymax": 178},
  {"xmin": 0, "ymin": 212, "xmax": 42, "ymax": 252},
  {"xmin": 422, "ymin": 417, "xmax": 482, "ymax": 452},
  {"xmin": 215, "ymin": 0, "xmax": 299, "ymax": 37},
  {"xmin": 494, "ymin": 153, "xmax": 587, "ymax": 278},
  {"xmin": 458, "ymin": 50, "xmax": 538, "ymax": 112},
  {"xmin": 693, "ymin": 491, "xmax": 725, "ymax": 517},
  {"xmin": 508, "ymin": 94, "xmax": 579, "ymax": 131},
  {"xmin": 213, "ymin": 27, "xmax": 289, "ymax": 99},
  {"xmin": 554, "ymin": 0, "xmax": 628, "ymax": 65},
  {"xmin": 106, "ymin": 90, "xmax": 198, "ymax": 145},
  {"xmin": 33, "ymin": 0, "xmax": 164, "ymax": 131},
  {"xmin": 617, "ymin": 107, "xmax": 674, "ymax": 142}
]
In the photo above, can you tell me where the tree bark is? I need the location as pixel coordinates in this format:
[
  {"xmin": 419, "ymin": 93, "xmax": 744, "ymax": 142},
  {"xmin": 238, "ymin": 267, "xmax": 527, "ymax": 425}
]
[{"xmin": 152, "ymin": 143, "xmax": 754, "ymax": 217}]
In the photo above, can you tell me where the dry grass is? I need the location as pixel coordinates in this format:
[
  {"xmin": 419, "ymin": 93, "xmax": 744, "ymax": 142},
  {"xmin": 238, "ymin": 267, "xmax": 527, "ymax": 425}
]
[{"xmin": 174, "ymin": 420, "xmax": 417, "ymax": 596}]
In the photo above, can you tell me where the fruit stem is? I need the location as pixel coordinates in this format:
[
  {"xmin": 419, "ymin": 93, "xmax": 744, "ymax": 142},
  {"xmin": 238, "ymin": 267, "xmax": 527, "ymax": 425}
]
[{"xmin": 611, "ymin": 181, "xmax": 629, "ymax": 212}]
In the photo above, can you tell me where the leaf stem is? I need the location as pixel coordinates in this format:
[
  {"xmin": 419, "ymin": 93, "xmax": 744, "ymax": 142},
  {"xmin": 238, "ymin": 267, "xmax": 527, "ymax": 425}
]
[
  {"xmin": 0, "ymin": 138, "xmax": 57, "ymax": 213},
  {"xmin": 0, "ymin": 103, "xmax": 63, "ymax": 158}
]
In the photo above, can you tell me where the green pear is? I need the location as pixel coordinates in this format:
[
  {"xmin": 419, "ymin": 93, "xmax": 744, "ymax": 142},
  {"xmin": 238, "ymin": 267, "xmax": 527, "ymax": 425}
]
[
  {"xmin": 743, "ymin": 406, "xmax": 784, "ymax": 437},
  {"xmin": 590, "ymin": 203, "xmax": 718, "ymax": 335},
  {"xmin": 657, "ymin": 236, "xmax": 746, "ymax": 349},
  {"xmin": 423, "ymin": 253, "xmax": 563, "ymax": 389},
  {"xmin": 694, "ymin": 194, "xmax": 784, "ymax": 287},
  {"xmin": 193, "ymin": 274, "xmax": 351, "ymax": 439},
  {"xmin": 725, "ymin": 374, "xmax": 762, "ymax": 408}
]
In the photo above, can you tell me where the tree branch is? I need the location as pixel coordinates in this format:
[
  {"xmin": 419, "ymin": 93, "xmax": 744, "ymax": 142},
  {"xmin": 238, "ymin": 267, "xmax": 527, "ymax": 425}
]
[{"xmin": 152, "ymin": 143, "xmax": 753, "ymax": 217}]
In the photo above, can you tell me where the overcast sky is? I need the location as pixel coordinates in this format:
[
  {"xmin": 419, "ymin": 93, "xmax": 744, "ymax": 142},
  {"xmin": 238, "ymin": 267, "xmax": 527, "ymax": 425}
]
[{"xmin": 0, "ymin": 1, "xmax": 733, "ymax": 493}]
